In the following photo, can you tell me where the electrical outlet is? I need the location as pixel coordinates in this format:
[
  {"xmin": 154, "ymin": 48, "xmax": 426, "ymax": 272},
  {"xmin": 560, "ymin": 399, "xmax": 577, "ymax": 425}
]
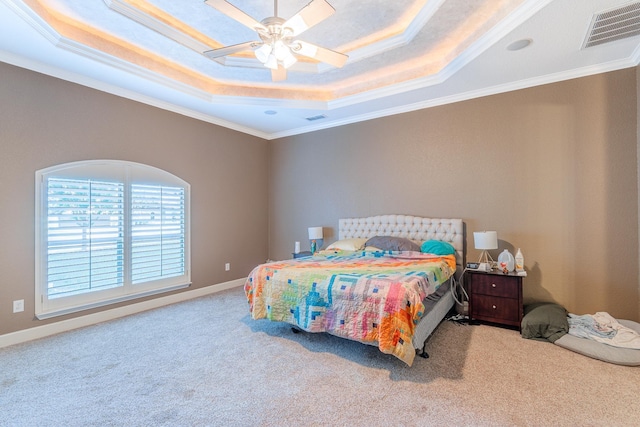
[
  {"xmin": 13, "ymin": 299, "xmax": 24, "ymax": 313},
  {"xmin": 225, "ymin": 263, "xmax": 230, "ymax": 271}
]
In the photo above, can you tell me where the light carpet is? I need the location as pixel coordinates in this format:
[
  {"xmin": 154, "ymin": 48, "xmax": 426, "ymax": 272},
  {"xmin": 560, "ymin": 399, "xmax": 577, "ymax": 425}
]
[{"xmin": 1, "ymin": 286, "xmax": 638, "ymax": 427}]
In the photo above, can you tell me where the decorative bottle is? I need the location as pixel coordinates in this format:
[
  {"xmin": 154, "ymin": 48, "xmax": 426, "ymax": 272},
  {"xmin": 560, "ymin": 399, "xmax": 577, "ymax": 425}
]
[
  {"xmin": 310, "ymin": 240, "xmax": 317, "ymax": 254},
  {"xmin": 515, "ymin": 248, "xmax": 524, "ymax": 272}
]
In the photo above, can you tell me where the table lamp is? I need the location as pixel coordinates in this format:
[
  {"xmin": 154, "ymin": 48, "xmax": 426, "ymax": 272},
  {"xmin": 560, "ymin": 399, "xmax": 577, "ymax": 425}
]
[
  {"xmin": 474, "ymin": 231, "xmax": 498, "ymax": 266},
  {"xmin": 308, "ymin": 226, "xmax": 323, "ymax": 254}
]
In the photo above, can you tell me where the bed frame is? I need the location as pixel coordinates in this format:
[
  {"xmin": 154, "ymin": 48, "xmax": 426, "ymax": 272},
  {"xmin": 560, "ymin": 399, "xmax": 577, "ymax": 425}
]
[{"xmin": 338, "ymin": 214, "xmax": 465, "ymax": 357}]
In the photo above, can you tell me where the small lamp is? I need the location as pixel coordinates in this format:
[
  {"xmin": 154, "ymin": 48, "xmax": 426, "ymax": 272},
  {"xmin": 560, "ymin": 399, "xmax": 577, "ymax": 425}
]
[
  {"xmin": 308, "ymin": 226, "xmax": 323, "ymax": 254},
  {"xmin": 473, "ymin": 231, "xmax": 498, "ymax": 266}
]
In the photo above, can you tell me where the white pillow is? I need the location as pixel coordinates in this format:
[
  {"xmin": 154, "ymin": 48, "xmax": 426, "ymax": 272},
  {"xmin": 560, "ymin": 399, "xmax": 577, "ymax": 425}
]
[{"xmin": 326, "ymin": 238, "xmax": 367, "ymax": 251}]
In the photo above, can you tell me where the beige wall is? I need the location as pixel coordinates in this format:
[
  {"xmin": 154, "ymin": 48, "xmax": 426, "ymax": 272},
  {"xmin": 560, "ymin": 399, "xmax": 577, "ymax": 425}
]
[
  {"xmin": 0, "ymin": 62, "xmax": 269, "ymax": 335},
  {"xmin": 269, "ymin": 69, "xmax": 640, "ymax": 321},
  {"xmin": 2, "ymin": 61, "xmax": 638, "ymax": 338}
]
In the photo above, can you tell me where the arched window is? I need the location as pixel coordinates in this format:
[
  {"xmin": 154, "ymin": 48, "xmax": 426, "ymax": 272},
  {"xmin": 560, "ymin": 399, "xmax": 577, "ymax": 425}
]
[{"xmin": 35, "ymin": 160, "xmax": 190, "ymax": 319}]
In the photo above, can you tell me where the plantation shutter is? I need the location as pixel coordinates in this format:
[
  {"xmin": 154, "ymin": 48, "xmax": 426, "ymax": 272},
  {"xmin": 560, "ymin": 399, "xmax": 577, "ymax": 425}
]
[
  {"xmin": 36, "ymin": 160, "xmax": 191, "ymax": 320},
  {"xmin": 46, "ymin": 178, "xmax": 125, "ymax": 298},
  {"xmin": 131, "ymin": 184, "xmax": 185, "ymax": 284}
]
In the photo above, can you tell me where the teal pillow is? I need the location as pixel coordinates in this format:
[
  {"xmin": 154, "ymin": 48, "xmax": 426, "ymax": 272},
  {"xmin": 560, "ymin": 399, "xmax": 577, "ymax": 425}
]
[{"xmin": 420, "ymin": 240, "xmax": 456, "ymax": 255}]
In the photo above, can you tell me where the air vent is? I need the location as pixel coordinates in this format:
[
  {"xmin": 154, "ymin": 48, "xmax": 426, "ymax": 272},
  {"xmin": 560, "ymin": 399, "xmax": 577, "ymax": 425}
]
[
  {"xmin": 305, "ymin": 114, "xmax": 327, "ymax": 122},
  {"xmin": 583, "ymin": 2, "xmax": 640, "ymax": 48}
]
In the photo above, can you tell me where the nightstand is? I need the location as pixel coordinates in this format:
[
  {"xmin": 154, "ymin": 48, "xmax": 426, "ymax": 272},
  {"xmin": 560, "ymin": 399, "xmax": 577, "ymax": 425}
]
[
  {"xmin": 466, "ymin": 270, "xmax": 523, "ymax": 330},
  {"xmin": 292, "ymin": 251, "xmax": 312, "ymax": 259}
]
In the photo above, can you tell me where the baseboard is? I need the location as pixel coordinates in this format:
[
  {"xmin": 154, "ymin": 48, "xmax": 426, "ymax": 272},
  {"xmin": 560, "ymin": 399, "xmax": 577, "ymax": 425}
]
[{"xmin": 0, "ymin": 278, "xmax": 245, "ymax": 349}]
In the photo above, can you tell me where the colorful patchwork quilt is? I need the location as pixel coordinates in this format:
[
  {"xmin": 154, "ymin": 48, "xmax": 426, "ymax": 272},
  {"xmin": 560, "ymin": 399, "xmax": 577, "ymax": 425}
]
[{"xmin": 244, "ymin": 250, "xmax": 456, "ymax": 366}]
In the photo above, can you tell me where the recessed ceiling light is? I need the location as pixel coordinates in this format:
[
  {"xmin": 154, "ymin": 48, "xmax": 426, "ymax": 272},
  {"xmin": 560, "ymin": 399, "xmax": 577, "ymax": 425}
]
[
  {"xmin": 264, "ymin": 110, "xmax": 278, "ymax": 115},
  {"xmin": 507, "ymin": 39, "xmax": 532, "ymax": 51}
]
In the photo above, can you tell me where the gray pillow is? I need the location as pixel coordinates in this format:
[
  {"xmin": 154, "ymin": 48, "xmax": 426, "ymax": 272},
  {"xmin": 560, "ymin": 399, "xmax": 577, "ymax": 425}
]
[
  {"xmin": 555, "ymin": 320, "xmax": 640, "ymax": 366},
  {"xmin": 521, "ymin": 302, "xmax": 569, "ymax": 343},
  {"xmin": 364, "ymin": 236, "xmax": 420, "ymax": 252}
]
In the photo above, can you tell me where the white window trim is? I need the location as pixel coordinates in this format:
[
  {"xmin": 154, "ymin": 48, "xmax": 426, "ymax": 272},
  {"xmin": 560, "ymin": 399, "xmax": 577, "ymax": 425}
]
[{"xmin": 35, "ymin": 160, "xmax": 191, "ymax": 320}]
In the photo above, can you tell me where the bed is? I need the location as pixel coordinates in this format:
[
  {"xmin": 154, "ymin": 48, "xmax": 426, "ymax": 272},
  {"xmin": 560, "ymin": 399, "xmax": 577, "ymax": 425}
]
[{"xmin": 244, "ymin": 215, "xmax": 465, "ymax": 365}]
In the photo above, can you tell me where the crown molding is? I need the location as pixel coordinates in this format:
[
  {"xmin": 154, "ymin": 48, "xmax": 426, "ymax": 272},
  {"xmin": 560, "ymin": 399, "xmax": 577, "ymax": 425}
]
[
  {"xmin": 105, "ymin": 0, "xmax": 213, "ymax": 53},
  {"xmin": 103, "ymin": 0, "xmax": 446, "ymax": 72},
  {"xmin": 57, "ymin": 37, "xmax": 214, "ymax": 101},
  {"xmin": 0, "ymin": 46, "xmax": 271, "ymax": 139},
  {"xmin": 326, "ymin": 0, "xmax": 554, "ymax": 111},
  {"xmin": 5, "ymin": 0, "xmax": 215, "ymax": 101},
  {"xmin": 343, "ymin": 0, "xmax": 446, "ymax": 64},
  {"xmin": 2, "ymin": 0, "xmax": 59, "ymax": 44},
  {"xmin": 268, "ymin": 56, "xmax": 640, "ymax": 140}
]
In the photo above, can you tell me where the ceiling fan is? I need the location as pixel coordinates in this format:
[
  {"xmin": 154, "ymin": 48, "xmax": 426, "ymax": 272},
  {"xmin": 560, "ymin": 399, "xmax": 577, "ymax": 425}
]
[{"xmin": 203, "ymin": 0, "xmax": 349, "ymax": 81}]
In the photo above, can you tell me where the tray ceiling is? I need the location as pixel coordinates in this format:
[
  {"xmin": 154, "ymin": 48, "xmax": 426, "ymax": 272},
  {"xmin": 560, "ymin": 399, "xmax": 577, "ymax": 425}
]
[{"xmin": 1, "ymin": 0, "xmax": 640, "ymax": 139}]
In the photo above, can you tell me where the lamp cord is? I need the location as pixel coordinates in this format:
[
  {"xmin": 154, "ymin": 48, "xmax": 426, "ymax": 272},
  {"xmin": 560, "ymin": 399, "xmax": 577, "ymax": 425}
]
[{"xmin": 451, "ymin": 268, "xmax": 470, "ymax": 312}]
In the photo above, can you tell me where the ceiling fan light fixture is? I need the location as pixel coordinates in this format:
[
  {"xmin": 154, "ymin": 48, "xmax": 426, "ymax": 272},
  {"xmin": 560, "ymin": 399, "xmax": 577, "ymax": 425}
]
[
  {"xmin": 273, "ymin": 40, "xmax": 289, "ymax": 61},
  {"xmin": 264, "ymin": 54, "xmax": 279, "ymax": 70},
  {"xmin": 204, "ymin": 0, "xmax": 347, "ymax": 81},
  {"xmin": 256, "ymin": 39, "xmax": 297, "ymax": 69},
  {"xmin": 282, "ymin": 51, "xmax": 297, "ymax": 69},
  {"xmin": 255, "ymin": 43, "xmax": 272, "ymax": 63},
  {"xmin": 267, "ymin": 39, "xmax": 297, "ymax": 69}
]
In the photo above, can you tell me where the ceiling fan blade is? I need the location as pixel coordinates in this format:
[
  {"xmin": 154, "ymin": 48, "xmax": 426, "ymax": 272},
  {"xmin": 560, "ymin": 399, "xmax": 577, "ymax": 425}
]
[
  {"xmin": 204, "ymin": 0, "xmax": 267, "ymax": 32},
  {"xmin": 284, "ymin": 0, "xmax": 335, "ymax": 36},
  {"xmin": 293, "ymin": 40, "xmax": 348, "ymax": 68},
  {"xmin": 271, "ymin": 66, "xmax": 287, "ymax": 82},
  {"xmin": 203, "ymin": 41, "xmax": 258, "ymax": 59}
]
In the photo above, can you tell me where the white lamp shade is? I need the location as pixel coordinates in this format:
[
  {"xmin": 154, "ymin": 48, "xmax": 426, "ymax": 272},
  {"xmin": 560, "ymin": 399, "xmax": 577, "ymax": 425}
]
[
  {"xmin": 254, "ymin": 44, "xmax": 272, "ymax": 63},
  {"xmin": 264, "ymin": 54, "xmax": 278, "ymax": 70},
  {"xmin": 281, "ymin": 50, "xmax": 297, "ymax": 69},
  {"xmin": 308, "ymin": 226, "xmax": 323, "ymax": 240},
  {"xmin": 473, "ymin": 231, "xmax": 498, "ymax": 250},
  {"xmin": 273, "ymin": 40, "xmax": 289, "ymax": 61}
]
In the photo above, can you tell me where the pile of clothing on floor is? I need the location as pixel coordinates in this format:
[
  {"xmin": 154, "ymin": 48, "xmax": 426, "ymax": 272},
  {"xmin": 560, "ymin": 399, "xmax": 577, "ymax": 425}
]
[{"xmin": 568, "ymin": 312, "xmax": 640, "ymax": 349}]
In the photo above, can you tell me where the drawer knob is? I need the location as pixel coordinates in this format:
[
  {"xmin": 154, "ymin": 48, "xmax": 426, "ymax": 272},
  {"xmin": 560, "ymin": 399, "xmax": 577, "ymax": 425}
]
[
  {"xmin": 492, "ymin": 305, "xmax": 497, "ymax": 309},
  {"xmin": 491, "ymin": 283, "xmax": 496, "ymax": 288}
]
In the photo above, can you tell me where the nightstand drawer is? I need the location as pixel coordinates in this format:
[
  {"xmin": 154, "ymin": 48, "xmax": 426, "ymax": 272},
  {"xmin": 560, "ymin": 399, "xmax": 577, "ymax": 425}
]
[
  {"xmin": 471, "ymin": 295, "xmax": 520, "ymax": 323},
  {"xmin": 466, "ymin": 270, "xmax": 524, "ymax": 330},
  {"xmin": 472, "ymin": 274, "xmax": 519, "ymax": 299}
]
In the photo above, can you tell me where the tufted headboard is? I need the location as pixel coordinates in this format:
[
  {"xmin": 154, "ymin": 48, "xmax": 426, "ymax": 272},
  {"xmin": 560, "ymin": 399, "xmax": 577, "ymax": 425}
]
[{"xmin": 338, "ymin": 214, "xmax": 465, "ymax": 275}]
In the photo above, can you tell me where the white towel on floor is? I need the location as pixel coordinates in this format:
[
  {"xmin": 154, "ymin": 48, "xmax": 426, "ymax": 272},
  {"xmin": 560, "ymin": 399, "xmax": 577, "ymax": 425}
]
[{"xmin": 571, "ymin": 312, "xmax": 640, "ymax": 349}]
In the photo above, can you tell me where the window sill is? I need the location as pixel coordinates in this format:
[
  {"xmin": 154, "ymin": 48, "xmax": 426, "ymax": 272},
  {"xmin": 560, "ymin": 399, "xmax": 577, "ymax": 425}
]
[{"xmin": 35, "ymin": 282, "xmax": 191, "ymax": 320}]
